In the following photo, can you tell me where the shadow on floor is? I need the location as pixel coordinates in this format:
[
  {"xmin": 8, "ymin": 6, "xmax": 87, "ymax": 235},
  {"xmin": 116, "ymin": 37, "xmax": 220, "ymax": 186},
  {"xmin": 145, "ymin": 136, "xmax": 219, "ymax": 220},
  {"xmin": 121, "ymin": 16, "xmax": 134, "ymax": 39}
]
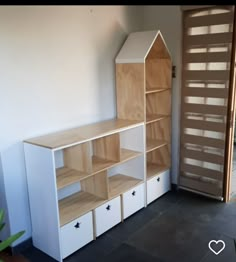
[{"xmin": 21, "ymin": 189, "xmax": 236, "ymax": 262}]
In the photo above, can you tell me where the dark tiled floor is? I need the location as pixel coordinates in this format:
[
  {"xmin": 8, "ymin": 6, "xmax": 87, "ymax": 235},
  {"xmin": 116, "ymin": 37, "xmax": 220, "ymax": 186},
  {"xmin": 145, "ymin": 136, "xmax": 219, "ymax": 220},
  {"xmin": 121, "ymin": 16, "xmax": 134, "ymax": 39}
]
[{"xmin": 22, "ymin": 190, "xmax": 236, "ymax": 262}]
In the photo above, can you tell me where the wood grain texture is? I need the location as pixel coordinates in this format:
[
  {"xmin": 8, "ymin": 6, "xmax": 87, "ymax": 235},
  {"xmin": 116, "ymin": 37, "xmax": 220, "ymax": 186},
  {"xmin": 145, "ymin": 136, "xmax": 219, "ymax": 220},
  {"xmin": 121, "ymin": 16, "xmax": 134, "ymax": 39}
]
[
  {"xmin": 24, "ymin": 118, "xmax": 143, "ymax": 149},
  {"xmin": 146, "ymin": 117, "xmax": 171, "ymax": 143},
  {"xmin": 92, "ymin": 149, "xmax": 142, "ymax": 174},
  {"xmin": 56, "ymin": 167, "xmax": 91, "ymax": 190},
  {"xmin": 81, "ymin": 171, "xmax": 108, "ymax": 199},
  {"xmin": 146, "ymin": 163, "xmax": 169, "ymax": 180},
  {"xmin": 146, "ymin": 114, "xmax": 170, "ymax": 124},
  {"xmin": 108, "ymin": 174, "xmax": 142, "ymax": 199},
  {"xmin": 116, "ymin": 63, "xmax": 145, "ymax": 121},
  {"xmin": 64, "ymin": 142, "xmax": 92, "ymax": 173},
  {"xmin": 146, "ymin": 34, "xmax": 171, "ymax": 59},
  {"xmin": 59, "ymin": 191, "xmax": 106, "ymax": 226},
  {"xmin": 146, "ymin": 59, "xmax": 171, "ymax": 90},
  {"xmin": 146, "ymin": 89, "xmax": 171, "ymax": 117},
  {"xmin": 146, "ymin": 139, "xmax": 168, "ymax": 153},
  {"xmin": 93, "ymin": 133, "xmax": 120, "ymax": 162},
  {"xmin": 146, "ymin": 144, "xmax": 171, "ymax": 167}
]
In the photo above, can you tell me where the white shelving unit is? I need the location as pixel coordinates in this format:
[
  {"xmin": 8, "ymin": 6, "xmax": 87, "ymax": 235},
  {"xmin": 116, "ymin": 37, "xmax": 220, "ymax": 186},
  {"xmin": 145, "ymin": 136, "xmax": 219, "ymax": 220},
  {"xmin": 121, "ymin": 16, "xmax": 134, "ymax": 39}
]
[{"xmin": 24, "ymin": 118, "xmax": 145, "ymax": 261}]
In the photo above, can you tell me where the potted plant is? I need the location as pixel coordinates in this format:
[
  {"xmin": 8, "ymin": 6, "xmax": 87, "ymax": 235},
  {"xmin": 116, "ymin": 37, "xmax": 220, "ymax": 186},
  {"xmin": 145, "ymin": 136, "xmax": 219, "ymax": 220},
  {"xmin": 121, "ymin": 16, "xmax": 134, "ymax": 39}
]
[{"xmin": 0, "ymin": 209, "xmax": 26, "ymax": 262}]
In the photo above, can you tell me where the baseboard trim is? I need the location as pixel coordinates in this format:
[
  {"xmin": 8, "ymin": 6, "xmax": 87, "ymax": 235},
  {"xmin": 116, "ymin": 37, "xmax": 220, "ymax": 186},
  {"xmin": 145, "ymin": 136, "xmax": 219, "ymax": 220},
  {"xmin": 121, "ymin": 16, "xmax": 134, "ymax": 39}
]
[{"xmin": 11, "ymin": 238, "xmax": 32, "ymax": 255}]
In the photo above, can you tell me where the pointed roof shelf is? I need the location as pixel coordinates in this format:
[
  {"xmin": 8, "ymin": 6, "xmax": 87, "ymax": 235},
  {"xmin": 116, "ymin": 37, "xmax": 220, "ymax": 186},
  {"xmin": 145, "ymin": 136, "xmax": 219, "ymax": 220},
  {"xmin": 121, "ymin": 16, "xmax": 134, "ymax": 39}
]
[{"xmin": 115, "ymin": 30, "xmax": 171, "ymax": 64}]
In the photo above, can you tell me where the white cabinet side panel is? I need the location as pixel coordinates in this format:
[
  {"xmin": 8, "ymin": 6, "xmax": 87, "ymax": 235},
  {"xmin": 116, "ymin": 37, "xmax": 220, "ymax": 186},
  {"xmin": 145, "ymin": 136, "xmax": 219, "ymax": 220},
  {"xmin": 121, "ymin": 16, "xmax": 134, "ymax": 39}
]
[
  {"xmin": 24, "ymin": 143, "xmax": 61, "ymax": 262},
  {"xmin": 120, "ymin": 125, "xmax": 145, "ymax": 153}
]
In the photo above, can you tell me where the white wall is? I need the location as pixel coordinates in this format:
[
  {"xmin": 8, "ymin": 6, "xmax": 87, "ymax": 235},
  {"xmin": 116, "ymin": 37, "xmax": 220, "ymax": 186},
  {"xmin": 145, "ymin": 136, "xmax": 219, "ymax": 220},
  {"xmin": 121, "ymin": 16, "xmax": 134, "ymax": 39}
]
[
  {"xmin": 142, "ymin": 5, "xmax": 182, "ymax": 184},
  {"xmin": 0, "ymin": 5, "xmax": 144, "ymax": 245}
]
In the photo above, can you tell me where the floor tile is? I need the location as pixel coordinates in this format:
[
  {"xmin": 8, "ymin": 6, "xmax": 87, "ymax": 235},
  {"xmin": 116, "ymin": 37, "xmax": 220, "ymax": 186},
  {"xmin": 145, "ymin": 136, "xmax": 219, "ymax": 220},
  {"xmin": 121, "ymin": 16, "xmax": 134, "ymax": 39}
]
[
  {"xmin": 200, "ymin": 235, "xmax": 236, "ymax": 262},
  {"xmin": 102, "ymin": 243, "xmax": 164, "ymax": 262},
  {"xmin": 65, "ymin": 234, "xmax": 121, "ymax": 262}
]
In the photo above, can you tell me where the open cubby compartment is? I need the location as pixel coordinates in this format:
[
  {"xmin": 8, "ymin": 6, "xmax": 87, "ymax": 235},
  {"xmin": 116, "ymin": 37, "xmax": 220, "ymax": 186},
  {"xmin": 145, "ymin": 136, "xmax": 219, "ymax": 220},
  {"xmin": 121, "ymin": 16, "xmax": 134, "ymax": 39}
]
[
  {"xmin": 119, "ymin": 124, "xmax": 144, "ymax": 161},
  {"xmin": 107, "ymin": 155, "xmax": 145, "ymax": 199},
  {"xmin": 145, "ymin": 58, "xmax": 171, "ymax": 93},
  {"xmin": 91, "ymin": 133, "xmax": 120, "ymax": 174},
  {"xmin": 58, "ymin": 170, "xmax": 108, "ymax": 226},
  {"xmin": 54, "ymin": 142, "xmax": 92, "ymax": 190},
  {"xmin": 146, "ymin": 117, "xmax": 171, "ymax": 153},
  {"xmin": 146, "ymin": 89, "xmax": 171, "ymax": 124},
  {"xmin": 146, "ymin": 144, "xmax": 170, "ymax": 180}
]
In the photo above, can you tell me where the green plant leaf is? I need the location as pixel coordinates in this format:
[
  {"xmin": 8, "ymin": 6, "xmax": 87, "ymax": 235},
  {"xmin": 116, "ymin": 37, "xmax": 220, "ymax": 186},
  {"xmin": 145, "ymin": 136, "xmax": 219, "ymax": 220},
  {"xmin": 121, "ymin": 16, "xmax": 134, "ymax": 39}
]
[
  {"xmin": 0, "ymin": 209, "xmax": 4, "ymax": 224},
  {"xmin": 0, "ymin": 222, "xmax": 5, "ymax": 231},
  {"xmin": 0, "ymin": 230, "xmax": 25, "ymax": 252}
]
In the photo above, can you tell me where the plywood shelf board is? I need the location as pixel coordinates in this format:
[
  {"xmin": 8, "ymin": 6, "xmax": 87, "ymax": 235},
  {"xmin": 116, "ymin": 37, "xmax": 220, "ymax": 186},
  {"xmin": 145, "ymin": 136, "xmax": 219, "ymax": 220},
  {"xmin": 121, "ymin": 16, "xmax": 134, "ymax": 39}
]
[
  {"xmin": 146, "ymin": 114, "xmax": 170, "ymax": 124},
  {"xmin": 146, "ymin": 139, "xmax": 169, "ymax": 152},
  {"xmin": 92, "ymin": 149, "xmax": 142, "ymax": 175},
  {"xmin": 109, "ymin": 174, "xmax": 143, "ymax": 198},
  {"xmin": 147, "ymin": 163, "xmax": 170, "ymax": 179},
  {"xmin": 56, "ymin": 167, "xmax": 90, "ymax": 190},
  {"xmin": 24, "ymin": 118, "xmax": 143, "ymax": 150},
  {"xmin": 59, "ymin": 191, "xmax": 106, "ymax": 226},
  {"xmin": 146, "ymin": 87, "xmax": 170, "ymax": 94}
]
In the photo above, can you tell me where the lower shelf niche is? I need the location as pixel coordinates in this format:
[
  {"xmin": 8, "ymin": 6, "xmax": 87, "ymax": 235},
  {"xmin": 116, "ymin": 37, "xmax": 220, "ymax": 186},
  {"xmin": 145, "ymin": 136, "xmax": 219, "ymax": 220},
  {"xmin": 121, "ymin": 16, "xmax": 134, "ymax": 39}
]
[
  {"xmin": 146, "ymin": 144, "xmax": 170, "ymax": 180},
  {"xmin": 108, "ymin": 174, "xmax": 143, "ymax": 199},
  {"xmin": 58, "ymin": 170, "xmax": 108, "ymax": 226}
]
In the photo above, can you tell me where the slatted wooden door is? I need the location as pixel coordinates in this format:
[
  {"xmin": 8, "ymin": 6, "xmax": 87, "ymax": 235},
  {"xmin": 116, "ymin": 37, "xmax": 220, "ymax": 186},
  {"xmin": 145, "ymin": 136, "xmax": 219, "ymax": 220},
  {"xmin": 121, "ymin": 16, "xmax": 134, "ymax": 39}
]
[{"xmin": 179, "ymin": 5, "xmax": 235, "ymax": 200}]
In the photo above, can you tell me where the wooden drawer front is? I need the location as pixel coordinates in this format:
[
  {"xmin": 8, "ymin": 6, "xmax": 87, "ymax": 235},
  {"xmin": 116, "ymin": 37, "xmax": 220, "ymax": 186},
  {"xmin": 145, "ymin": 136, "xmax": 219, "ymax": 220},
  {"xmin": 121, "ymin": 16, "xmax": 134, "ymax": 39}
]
[
  {"xmin": 147, "ymin": 170, "xmax": 170, "ymax": 205},
  {"xmin": 94, "ymin": 196, "xmax": 121, "ymax": 237},
  {"xmin": 61, "ymin": 211, "xmax": 93, "ymax": 259},
  {"xmin": 122, "ymin": 183, "xmax": 145, "ymax": 220}
]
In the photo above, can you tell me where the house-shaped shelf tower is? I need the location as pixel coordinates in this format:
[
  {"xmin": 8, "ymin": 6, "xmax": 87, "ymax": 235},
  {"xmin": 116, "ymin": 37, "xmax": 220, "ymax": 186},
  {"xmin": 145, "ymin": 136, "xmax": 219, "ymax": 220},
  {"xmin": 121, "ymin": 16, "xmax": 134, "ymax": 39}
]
[{"xmin": 115, "ymin": 30, "xmax": 172, "ymax": 204}]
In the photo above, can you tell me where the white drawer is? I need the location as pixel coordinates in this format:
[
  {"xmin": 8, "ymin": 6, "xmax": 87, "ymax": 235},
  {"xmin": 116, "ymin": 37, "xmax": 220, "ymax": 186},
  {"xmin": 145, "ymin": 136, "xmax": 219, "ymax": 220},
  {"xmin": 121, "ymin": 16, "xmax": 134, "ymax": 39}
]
[
  {"xmin": 122, "ymin": 183, "xmax": 145, "ymax": 220},
  {"xmin": 94, "ymin": 196, "xmax": 121, "ymax": 237},
  {"xmin": 147, "ymin": 170, "xmax": 170, "ymax": 205},
  {"xmin": 60, "ymin": 211, "xmax": 93, "ymax": 259}
]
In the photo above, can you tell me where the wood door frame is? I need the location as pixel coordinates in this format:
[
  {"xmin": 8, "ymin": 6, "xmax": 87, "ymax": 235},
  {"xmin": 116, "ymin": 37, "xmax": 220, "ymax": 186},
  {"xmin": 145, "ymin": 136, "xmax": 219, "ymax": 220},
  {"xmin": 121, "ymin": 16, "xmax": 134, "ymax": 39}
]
[{"xmin": 223, "ymin": 6, "xmax": 236, "ymax": 202}]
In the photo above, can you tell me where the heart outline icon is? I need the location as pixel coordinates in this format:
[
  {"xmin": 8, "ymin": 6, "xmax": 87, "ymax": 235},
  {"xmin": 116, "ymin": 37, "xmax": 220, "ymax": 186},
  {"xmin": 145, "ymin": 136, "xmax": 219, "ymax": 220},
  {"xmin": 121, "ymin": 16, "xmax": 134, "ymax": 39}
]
[{"xmin": 208, "ymin": 240, "xmax": 225, "ymax": 255}]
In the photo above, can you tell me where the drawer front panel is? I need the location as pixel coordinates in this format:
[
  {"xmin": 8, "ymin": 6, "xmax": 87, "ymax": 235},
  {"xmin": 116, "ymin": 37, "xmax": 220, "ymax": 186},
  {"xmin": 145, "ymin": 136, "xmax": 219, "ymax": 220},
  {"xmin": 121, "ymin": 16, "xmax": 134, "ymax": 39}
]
[
  {"xmin": 122, "ymin": 183, "xmax": 145, "ymax": 219},
  {"xmin": 61, "ymin": 211, "xmax": 93, "ymax": 259},
  {"xmin": 147, "ymin": 170, "xmax": 170, "ymax": 205},
  {"xmin": 94, "ymin": 196, "xmax": 121, "ymax": 237}
]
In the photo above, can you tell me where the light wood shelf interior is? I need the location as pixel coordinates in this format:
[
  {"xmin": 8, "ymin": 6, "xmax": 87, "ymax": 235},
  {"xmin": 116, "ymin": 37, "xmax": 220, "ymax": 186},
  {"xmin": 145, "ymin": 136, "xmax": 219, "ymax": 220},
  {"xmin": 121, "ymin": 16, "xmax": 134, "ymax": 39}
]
[
  {"xmin": 146, "ymin": 139, "xmax": 168, "ymax": 153},
  {"xmin": 56, "ymin": 167, "xmax": 90, "ymax": 190},
  {"xmin": 147, "ymin": 163, "xmax": 170, "ymax": 180},
  {"xmin": 146, "ymin": 114, "xmax": 170, "ymax": 124},
  {"xmin": 146, "ymin": 117, "xmax": 171, "ymax": 153},
  {"xmin": 146, "ymin": 89, "xmax": 171, "ymax": 120},
  {"xmin": 109, "ymin": 174, "xmax": 143, "ymax": 199},
  {"xmin": 92, "ymin": 148, "xmax": 142, "ymax": 174},
  {"xmin": 59, "ymin": 191, "xmax": 106, "ymax": 226},
  {"xmin": 146, "ymin": 87, "xmax": 170, "ymax": 94},
  {"xmin": 146, "ymin": 144, "xmax": 170, "ymax": 179}
]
